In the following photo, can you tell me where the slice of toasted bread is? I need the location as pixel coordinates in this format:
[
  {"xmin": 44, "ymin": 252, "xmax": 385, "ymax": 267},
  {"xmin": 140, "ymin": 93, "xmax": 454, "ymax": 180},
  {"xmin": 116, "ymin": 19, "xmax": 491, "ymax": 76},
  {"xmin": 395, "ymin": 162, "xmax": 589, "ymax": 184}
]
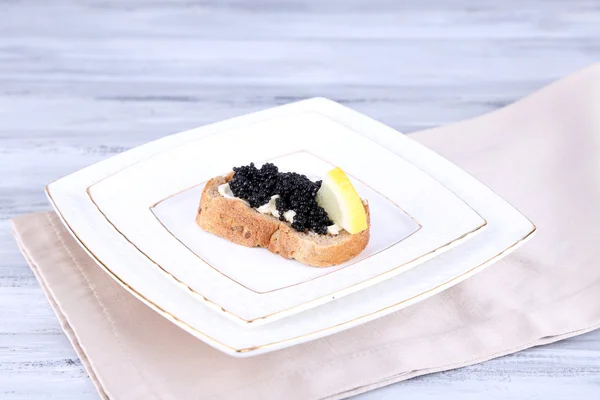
[{"xmin": 196, "ymin": 173, "xmax": 370, "ymax": 267}]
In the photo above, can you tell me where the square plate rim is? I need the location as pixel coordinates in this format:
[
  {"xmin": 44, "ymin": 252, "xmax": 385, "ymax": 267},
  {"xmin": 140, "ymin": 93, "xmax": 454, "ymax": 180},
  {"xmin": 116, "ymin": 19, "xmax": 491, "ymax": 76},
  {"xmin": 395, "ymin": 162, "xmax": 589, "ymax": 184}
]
[{"xmin": 45, "ymin": 97, "xmax": 536, "ymax": 356}]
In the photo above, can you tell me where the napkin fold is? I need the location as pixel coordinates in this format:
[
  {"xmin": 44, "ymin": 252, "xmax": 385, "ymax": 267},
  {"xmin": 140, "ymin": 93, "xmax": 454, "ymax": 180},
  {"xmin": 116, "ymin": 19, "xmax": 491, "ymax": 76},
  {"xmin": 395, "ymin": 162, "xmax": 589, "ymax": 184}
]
[{"xmin": 12, "ymin": 64, "xmax": 600, "ymax": 399}]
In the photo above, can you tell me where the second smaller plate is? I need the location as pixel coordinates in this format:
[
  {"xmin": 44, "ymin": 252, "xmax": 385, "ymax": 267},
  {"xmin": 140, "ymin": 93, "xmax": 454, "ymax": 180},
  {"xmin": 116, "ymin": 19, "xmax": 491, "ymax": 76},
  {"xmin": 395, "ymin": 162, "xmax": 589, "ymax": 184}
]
[{"xmin": 84, "ymin": 113, "xmax": 486, "ymax": 325}]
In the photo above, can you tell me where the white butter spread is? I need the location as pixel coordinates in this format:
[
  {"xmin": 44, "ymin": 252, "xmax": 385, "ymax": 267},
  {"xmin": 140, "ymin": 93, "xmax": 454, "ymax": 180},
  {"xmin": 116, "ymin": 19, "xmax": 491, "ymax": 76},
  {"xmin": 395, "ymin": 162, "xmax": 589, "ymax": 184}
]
[
  {"xmin": 217, "ymin": 183, "xmax": 250, "ymax": 206},
  {"xmin": 327, "ymin": 224, "xmax": 342, "ymax": 235},
  {"xmin": 217, "ymin": 182, "xmax": 343, "ymax": 235},
  {"xmin": 256, "ymin": 195, "xmax": 281, "ymax": 218},
  {"xmin": 283, "ymin": 210, "xmax": 296, "ymax": 223},
  {"xmin": 218, "ymin": 183, "xmax": 236, "ymax": 199}
]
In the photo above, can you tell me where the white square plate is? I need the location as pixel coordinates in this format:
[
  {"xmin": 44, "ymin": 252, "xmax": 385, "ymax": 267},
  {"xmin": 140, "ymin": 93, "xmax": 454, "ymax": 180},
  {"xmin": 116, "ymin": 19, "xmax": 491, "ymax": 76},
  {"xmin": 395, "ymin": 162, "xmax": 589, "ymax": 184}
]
[
  {"xmin": 46, "ymin": 98, "xmax": 535, "ymax": 356},
  {"xmin": 84, "ymin": 113, "xmax": 486, "ymax": 324}
]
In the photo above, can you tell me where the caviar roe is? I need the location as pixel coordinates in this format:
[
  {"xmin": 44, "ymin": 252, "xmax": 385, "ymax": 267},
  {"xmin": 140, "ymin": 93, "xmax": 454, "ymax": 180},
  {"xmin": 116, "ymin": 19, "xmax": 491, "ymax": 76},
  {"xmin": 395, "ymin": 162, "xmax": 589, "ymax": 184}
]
[{"xmin": 228, "ymin": 163, "xmax": 333, "ymax": 234}]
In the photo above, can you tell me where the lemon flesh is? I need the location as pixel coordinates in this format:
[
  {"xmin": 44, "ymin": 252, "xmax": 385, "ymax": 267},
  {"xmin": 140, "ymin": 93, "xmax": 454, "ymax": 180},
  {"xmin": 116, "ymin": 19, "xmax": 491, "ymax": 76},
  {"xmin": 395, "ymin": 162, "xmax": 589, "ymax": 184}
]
[{"xmin": 316, "ymin": 167, "xmax": 368, "ymax": 234}]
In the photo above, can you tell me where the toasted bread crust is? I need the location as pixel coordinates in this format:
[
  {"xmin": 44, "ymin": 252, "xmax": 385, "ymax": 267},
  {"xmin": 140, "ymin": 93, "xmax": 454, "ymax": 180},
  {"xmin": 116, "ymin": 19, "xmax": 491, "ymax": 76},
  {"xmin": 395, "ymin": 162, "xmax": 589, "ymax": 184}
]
[{"xmin": 196, "ymin": 174, "xmax": 370, "ymax": 267}]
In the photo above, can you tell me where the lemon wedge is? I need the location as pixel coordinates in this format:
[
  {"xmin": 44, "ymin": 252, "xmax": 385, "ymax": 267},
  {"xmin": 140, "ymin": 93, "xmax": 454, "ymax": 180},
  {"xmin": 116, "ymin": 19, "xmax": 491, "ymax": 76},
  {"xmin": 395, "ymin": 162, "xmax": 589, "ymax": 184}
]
[{"xmin": 317, "ymin": 167, "xmax": 368, "ymax": 234}]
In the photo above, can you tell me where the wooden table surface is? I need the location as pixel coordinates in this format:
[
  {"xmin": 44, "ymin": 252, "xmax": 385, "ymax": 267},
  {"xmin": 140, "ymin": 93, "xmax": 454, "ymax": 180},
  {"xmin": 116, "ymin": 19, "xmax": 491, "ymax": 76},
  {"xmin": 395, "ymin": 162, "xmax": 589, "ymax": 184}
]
[{"xmin": 1, "ymin": 1, "xmax": 600, "ymax": 398}]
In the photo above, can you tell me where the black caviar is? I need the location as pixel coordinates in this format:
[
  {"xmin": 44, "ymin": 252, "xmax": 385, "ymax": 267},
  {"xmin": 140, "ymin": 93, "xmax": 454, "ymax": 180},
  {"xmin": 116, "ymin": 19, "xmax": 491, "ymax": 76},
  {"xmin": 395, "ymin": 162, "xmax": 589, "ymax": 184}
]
[{"xmin": 228, "ymin": 163, "xmax": 332, "ymax": 234}]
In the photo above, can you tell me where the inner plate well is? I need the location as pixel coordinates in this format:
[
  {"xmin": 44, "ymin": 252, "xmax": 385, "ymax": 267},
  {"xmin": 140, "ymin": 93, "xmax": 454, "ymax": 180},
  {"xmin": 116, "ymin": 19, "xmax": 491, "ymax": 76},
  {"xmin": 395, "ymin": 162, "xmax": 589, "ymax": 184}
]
[{"xmin": 151, "ymin": 152, "xmax": 420, "ymax": 293}]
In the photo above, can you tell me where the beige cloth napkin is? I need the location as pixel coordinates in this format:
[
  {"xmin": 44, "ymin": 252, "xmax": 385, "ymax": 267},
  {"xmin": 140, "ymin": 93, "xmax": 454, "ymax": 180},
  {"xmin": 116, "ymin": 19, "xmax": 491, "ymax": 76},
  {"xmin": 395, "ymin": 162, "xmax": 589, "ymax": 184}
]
[{"xmin": 12, "ymin": 64, "xmax": 600, "ymax": 400}]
